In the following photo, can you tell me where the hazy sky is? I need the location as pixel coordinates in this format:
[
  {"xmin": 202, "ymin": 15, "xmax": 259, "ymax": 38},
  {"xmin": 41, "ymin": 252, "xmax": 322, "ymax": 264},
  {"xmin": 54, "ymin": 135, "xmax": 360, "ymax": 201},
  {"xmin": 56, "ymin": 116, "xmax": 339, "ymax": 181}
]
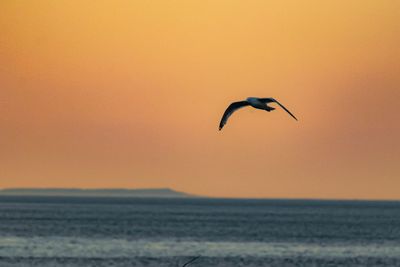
[{"xmin": 1, "ymin": 1, "xmax": 399, "ymax": 199}]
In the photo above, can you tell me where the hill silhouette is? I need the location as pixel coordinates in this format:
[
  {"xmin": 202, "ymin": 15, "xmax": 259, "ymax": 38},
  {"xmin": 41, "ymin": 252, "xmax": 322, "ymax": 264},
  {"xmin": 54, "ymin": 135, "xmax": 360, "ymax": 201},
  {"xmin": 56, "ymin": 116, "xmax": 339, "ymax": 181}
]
[{"xmin": 0, "ymin": 188, "xmax": 196, "ymax": 198}]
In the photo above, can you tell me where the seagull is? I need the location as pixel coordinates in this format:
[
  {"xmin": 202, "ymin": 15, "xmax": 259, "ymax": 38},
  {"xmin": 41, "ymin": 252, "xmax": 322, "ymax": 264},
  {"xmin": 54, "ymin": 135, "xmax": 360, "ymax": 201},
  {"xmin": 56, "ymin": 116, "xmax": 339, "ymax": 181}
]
[{"xmin": 219, "ymin": 97, "xmax": 297, "ymax": 130}]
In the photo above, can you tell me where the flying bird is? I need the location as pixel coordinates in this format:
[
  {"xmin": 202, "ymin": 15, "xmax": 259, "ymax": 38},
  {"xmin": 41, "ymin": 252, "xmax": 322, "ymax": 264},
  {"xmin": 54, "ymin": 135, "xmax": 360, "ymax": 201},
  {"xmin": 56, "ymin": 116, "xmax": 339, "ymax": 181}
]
[{"xmin": 219, "ymin": 97, "xmax": 297, "ymax": 130}]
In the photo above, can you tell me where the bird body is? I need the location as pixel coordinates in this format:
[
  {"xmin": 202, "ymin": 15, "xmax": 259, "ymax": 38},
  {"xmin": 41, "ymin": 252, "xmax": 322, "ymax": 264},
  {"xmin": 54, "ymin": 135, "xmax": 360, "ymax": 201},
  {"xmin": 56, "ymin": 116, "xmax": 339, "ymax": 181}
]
[
  {"xmin": 246, "ymin": 97, "xmax": 275, "ymax": 111},
  {"xmin": 219, "ymin": 97, "xmax": 297, "ymax": 130}
]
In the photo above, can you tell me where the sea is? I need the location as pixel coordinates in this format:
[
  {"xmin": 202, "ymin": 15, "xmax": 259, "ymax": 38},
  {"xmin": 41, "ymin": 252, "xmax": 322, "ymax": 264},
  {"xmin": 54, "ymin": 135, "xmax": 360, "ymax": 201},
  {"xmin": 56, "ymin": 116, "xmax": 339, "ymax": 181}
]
[{"xmin": 0, "ymin": 196, "xmax": 400, "ymax": 267}]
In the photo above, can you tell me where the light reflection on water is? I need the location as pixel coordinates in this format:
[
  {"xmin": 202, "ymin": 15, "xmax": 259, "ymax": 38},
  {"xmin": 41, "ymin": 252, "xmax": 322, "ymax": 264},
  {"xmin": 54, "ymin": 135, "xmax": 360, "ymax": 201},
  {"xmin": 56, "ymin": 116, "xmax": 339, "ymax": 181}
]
[{"xmin": 1, "ymin": 237, "xmax": 400, "ymax": 258}]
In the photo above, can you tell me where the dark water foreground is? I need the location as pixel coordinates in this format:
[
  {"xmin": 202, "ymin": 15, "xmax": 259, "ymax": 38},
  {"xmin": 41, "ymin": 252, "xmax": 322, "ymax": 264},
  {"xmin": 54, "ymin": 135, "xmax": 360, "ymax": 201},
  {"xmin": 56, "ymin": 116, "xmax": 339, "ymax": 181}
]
[{"xmin": 0, "ymin": 196, "xmax": 400, "ymax": 266}]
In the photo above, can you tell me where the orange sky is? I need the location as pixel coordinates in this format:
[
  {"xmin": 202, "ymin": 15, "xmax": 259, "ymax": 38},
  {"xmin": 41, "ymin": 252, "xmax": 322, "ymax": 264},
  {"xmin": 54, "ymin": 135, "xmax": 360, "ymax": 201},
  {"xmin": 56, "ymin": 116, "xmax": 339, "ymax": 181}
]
[{"xmin": 1, "ymin": 0, "xmax": 399, "ymax": 199}]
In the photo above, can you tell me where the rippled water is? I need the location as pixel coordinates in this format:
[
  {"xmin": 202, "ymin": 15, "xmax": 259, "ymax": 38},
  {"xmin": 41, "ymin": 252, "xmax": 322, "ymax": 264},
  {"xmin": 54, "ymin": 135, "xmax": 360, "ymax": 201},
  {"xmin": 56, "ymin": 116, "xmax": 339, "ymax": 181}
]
[{"xmin": 0, "ymin": 196, "xmax": 399, "ymax": 266}]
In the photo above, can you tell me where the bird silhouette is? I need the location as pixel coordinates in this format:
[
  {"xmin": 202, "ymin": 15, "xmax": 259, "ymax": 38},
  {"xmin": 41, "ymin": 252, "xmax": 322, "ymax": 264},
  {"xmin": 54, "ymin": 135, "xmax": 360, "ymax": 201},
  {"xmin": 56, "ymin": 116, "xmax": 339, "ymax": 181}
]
[{"xmin": 219, "ymin": 97, "xmax": 297, "ymax": 130}]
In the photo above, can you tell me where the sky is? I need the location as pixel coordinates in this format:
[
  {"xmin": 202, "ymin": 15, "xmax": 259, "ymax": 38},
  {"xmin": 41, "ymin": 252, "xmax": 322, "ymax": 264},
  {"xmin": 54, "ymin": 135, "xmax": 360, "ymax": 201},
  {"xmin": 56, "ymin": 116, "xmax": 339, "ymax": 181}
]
[{"xmin": 1, "ymin": 0, "xmax": 399, "ymax": 199}]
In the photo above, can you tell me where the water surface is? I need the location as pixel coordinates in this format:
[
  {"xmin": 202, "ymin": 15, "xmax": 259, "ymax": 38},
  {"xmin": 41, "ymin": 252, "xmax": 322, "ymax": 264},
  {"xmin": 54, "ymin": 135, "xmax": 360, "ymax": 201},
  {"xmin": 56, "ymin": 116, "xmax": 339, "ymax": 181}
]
[{"xmin": 0, "ymin": 196, "xmax": 399, "ymax": 266}]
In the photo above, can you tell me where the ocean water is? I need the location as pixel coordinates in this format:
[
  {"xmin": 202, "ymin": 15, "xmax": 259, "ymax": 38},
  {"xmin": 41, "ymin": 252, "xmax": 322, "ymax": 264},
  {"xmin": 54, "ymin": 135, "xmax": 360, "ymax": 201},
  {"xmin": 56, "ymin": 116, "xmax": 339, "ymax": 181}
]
[{"xmin": 0, "ymin": 197, "xmax": 400, "ymax": 267}]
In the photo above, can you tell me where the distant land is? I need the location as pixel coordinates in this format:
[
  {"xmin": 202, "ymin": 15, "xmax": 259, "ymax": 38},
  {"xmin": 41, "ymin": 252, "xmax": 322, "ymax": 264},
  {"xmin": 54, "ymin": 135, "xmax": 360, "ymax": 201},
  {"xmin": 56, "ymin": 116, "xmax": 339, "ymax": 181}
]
[{"xmin": 0, "ymin": 188, "xmax": 197, "ymax": 198}]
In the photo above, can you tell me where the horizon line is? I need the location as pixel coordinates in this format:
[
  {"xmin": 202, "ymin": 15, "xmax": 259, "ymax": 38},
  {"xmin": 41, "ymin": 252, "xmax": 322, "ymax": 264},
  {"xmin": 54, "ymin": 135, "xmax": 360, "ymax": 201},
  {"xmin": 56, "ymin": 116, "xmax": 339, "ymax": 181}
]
[{"xmin": 0, "ymin": 187, "xmax": 399, "ymax": 202}]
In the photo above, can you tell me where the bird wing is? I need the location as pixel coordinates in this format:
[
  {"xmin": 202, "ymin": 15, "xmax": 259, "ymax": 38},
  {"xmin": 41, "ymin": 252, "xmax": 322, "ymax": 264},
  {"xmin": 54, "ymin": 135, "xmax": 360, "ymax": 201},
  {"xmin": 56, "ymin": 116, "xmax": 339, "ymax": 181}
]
[
  {"xmin": 219, "ymin": 101, "xmax": 250, "ymax": 130},
  {"xmin": 259, "ymin": 98, "xmax": 298, "ymax": 121},
  {"xmin": 182, "ymin": 256, "xmax": 201, "ymax": 267}
]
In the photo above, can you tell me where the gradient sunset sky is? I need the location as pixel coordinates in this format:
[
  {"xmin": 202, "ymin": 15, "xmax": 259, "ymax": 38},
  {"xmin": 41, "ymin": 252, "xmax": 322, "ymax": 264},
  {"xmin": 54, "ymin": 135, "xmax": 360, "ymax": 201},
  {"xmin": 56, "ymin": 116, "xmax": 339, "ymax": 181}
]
[{"xmin": 1, "ymin": 1, "xmax": 399, "ymax": 199}]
